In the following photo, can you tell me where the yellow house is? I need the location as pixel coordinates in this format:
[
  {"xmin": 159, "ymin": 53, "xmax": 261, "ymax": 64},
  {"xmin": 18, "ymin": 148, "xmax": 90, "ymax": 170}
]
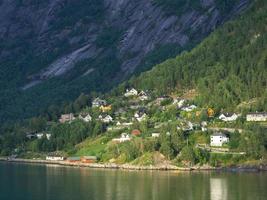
[
  {"xmin": 100, "ymin": 105, "xmax": 112, "ymax": 112},
  {"xmin": 207, "ymin": 108, "xmax": 215, "ymax": 117}
]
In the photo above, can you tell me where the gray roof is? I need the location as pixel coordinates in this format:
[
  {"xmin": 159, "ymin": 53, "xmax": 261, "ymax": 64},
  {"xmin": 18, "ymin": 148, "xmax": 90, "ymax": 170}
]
[
  {"xmin": 247, "ymin": 112, "xmax": 267, "ymax": 115},
  {"xmin": 211, "ymin": 132, "xmax": 227, "ymax": 137},
  {"xmin": 67, "ymin": 157, "xmax": 81, "ymax": 160},
  {"xmin": 221, "ymin": 112, "xmax": 235, "ymax": 117}
]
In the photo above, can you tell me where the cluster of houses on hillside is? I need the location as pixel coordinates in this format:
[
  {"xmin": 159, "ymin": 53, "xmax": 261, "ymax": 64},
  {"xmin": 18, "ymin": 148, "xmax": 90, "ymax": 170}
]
[
  {"xmin": 56, "ymin": 88, "xmax": 267, "ymax": 133},
  {"xmin": 57, "ymin": 87, "xmax": 267, "ymax": 125},
  {"xmin": 217, "ymin": 112, "xmax": 267, "ymax": 122},
  {"xmin": 39, "ymin": 87, "xmax": 266, "ymax": 154}
]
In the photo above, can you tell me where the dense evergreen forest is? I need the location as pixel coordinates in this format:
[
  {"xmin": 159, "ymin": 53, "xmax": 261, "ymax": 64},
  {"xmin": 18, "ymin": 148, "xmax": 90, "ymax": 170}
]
[{"xmin": 129, "ymin": 0, "xmax": 267, "ymax": 111}]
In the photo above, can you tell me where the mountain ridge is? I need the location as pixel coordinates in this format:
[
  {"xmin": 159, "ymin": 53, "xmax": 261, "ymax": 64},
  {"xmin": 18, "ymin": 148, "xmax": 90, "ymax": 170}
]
[{"xmin": 0, "ymin": 0, "xmax": 250, "ymax": 121}]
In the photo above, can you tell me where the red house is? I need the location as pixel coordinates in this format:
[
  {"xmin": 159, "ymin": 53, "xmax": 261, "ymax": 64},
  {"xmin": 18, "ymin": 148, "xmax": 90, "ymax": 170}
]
[{"xmin": 131, "ymin": 129, "xmax": 141, "ymax": 136}]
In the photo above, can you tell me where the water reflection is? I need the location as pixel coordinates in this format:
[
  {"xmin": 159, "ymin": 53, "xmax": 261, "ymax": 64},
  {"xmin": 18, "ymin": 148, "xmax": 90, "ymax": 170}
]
[
  {"xmin": 0, "ymin": 163, "xmax": 267, "ymax": 200},
  {"xmin": 210, "ymin": 178, "xmax": 228, "ymax": 200}
]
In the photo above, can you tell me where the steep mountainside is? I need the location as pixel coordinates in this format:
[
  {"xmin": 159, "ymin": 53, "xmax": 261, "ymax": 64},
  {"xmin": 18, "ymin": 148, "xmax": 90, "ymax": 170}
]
[
  {"xmin": 0, "ymin": 0, "xmax": 250, "ymax": 121},
  {"xmin": 128, "ymin": 0, "xmax": 267, "ymax": 111}
]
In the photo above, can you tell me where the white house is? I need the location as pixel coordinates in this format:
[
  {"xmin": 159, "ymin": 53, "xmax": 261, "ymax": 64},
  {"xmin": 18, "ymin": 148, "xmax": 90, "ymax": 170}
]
[
  {"xmin": 124, "ymin": 88, "xmax": 138, "ymax": 97},
  {"xmin": 116, "ymin": 121, "xmax": 122, "ymax": 126},
  {"xmin": 46, "ymin": 156, "xmax": 65, "ymax": 161},
  {"xmin": 173, "ymin": 98, "xmax": 186, "ymax": 108},
  {"xmin": 210, "ymin": 132, "xmax": 229, "ymax": 147},
  {"xmin": 246, "ymin": 112, "xmax": 267, "ymax": 122},
  {"xmin": 36, "ymin": 133, "xmax": 44, "ymax": 139},
  {"xmin": 36, "ymin": 133, "xmax": 51, "ymax": 140},
  {"xmin": 79, "ymin": 114, "xmax": 92, "ymax": 122},
  {"xmin": 201, "ymin": 121, "xmax": 208, "ymax": 131},
  {"xmin": 177, "ymin": 99, "xmax": 186, "ymax": 108},
  {"xmin": 201, "ymin": 127, "xmax": 208, "ymax": 132},
  {"xmin": 99, "ymin": 115, "xmax": 113, "ymax": 123},
  {"xmin": 182, "ymin": 121, "xmax": 194, "ymax": 131},
  {"xmin": 134, "ymin": 112, "xmax": 147, "ymax": 122},
  {"xmin": 122, "ymin": 122, "xmax": 133, "ymax": 126},
  {"xmin": 92, "ymin": 98, "xmax": 107, "ymax": 108},
  {"xmin": 46, "ymin": 134, "xmax": 51, "ymax": 140},
  {"xmin": 138, "ymin": 91, "xmax": 149, "ymax": 101},
  {"xmin": 201, "ymin": 121, "xmax": 208, "ymax": 127},
  {"xmin": 182, "ymin": 105, "xmax": 197, "ymax": 112},
  {"xmin": 59, "ymin": 113, "xmax": 75, "ymax": 123},
  {"xmin": 219, "ymin": 113, "xmax": 239, "ymax": 122},
  {"xmin": 112, "ymin": 133, "xmax": 132, "ymax": 143},
  {"xmin": 116, "ymin": 121, "xmax": 133, "ymax": 127},
  {"xmin": 152, "ymin": 133, "xmax": 160, "ymax": 138}
]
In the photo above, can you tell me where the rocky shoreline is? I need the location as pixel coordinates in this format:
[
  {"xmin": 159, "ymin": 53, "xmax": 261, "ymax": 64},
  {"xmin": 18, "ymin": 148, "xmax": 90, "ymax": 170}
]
[{"xmin": 1, "ymin": 157, "xmax": 267, "ymax": 172}]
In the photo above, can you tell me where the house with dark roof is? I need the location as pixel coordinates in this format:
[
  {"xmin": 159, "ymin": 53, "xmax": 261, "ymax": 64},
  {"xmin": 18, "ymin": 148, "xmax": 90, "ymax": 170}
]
[
  {"xmin": 246, "ymin": 112, "xmax": 267, "ymax": 122},
  {"xmin": 219, "ymin": 113, "xmax": 240, "ymax": 122},
  {"xmin": 92, "ymin": 98, "xmax": 107, "ymax": 108}
]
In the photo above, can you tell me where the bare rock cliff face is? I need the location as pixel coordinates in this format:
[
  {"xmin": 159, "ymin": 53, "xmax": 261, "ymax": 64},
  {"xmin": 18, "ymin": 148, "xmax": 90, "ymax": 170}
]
[{"xmin": 0, "ymin": 0, "xmax": 250, "ymax": 89}]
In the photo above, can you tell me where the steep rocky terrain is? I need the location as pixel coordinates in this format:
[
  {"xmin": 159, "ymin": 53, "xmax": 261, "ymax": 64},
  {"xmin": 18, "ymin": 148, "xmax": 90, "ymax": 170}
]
[{"xmin": 0, "ymin": 0, "xmax": 250, "ymax": 121}]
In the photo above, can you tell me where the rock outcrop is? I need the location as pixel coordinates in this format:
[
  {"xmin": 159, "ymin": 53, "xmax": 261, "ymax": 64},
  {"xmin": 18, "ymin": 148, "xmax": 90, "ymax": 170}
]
[{"xmin": 0, "ymin": 0, "xmax": 250, "ymax": 89}]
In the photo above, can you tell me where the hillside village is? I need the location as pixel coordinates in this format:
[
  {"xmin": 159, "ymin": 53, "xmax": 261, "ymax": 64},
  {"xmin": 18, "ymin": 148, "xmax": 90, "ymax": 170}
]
[{"xmin": 1, "ymin": 87, "xmax": 267, "ymax": 168}]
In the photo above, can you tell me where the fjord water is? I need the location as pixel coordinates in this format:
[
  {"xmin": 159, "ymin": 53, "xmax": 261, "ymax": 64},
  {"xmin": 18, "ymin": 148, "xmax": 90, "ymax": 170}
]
[{"xmin": 0, "ymin": 162, "xmax": 267, "ymax": 200}]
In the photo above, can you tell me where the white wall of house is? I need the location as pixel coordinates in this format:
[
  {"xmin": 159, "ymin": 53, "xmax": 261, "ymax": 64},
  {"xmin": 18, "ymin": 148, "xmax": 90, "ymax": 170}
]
[
  {"xmin": 246, "ymin": 113, "xmax": 267, "ymax": 121},
  {"xmin": 46, "ymin": 156, "xmax": 65, "ymax": 161},
  {"xmin": 112, "ymin": 133, "xmax": 131, "ymax": 143},
  {"xmin": 210, "ymin": 134, "xmax": 229, "ymax": 147},
  {"xmin": 152, "ymin": 133, "xmax": 160, "ymax": 138}
]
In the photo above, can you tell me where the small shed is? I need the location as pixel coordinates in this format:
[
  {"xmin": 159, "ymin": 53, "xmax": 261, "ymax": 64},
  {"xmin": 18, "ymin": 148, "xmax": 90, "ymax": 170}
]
[
  {"xmin": 81, "ymin": 156, "xmax": 97, "ymax": 163},
  {"xmin": 67, "ymin": 157, "xmax": 81, "ymax": 163}
]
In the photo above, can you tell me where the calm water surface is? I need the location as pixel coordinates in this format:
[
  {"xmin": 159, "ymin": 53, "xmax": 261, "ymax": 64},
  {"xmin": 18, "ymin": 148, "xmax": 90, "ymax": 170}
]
[{"xmin": 0, "ymin": 162, "xmax": 267, "ymax": 200}]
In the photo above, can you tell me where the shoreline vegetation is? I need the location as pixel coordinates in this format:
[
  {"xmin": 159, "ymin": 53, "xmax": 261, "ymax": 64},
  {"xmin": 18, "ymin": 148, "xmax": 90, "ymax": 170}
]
[{"xmin": 1, "ymin": 157, "xmax": 267, "ymax": 172}]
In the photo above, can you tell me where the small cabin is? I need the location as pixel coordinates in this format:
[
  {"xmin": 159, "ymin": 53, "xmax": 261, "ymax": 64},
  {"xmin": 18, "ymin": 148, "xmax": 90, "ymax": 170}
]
[
  {"xmin": 81, "ymin": 156, "xmax": 97, "ymax": 163},
  {"xmin": 67, "ymin": 157, "xmax": 81, "ymax": 163}
]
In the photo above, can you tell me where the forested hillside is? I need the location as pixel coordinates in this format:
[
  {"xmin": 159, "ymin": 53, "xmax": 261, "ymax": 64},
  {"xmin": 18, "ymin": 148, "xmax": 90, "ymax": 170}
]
[
  {"xmin": 129, "ymin": 0, "xmax": 267, "ymax": 111},
  {"xmin": 1, "ymin": 0, "xmax": 267, "ymax": 169}
]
